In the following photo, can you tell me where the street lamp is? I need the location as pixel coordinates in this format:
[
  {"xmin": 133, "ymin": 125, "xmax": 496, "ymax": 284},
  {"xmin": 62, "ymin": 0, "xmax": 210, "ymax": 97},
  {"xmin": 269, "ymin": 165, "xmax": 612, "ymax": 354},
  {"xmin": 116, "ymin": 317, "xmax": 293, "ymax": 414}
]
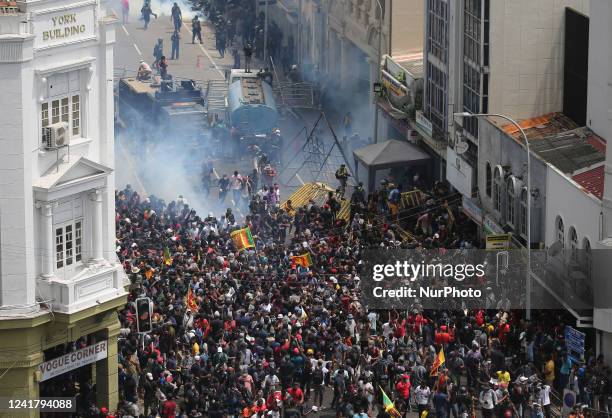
[
  {"xmin": 373, "ymin": 0, "xmax": 383, "ymax": 144},
  {"xmin": 453, "ymin": 111, "xmax": 532, "ymax": 320}
]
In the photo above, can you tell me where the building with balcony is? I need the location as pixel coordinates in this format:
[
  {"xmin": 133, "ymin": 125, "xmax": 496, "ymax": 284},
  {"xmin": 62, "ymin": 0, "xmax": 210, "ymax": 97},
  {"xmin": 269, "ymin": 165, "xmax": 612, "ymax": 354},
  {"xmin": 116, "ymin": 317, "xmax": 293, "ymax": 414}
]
[
  {"xmin": 0, "ymin": 0, "xmax": 126, "ymax": 410},
  {"xmin": 264, "ymin": 0, "xmax": 423, "ymax": 138}
]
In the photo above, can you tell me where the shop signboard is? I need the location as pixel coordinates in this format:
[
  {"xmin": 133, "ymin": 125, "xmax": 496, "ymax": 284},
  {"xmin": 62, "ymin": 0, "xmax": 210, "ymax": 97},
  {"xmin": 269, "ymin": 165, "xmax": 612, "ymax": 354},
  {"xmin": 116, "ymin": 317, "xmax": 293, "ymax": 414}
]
[
  {"xmin": 483, "ymin": 215, "xmax": 504, "ymax": 235},
  {"xmin": 485, "ymin": 233, "xmax": 512, "ymax": 250},
  {"xmin": 39, "ymin": 340, "xmax": 108, "ymax": 382},
  {"xmin": 462, "ymin": 195, "xmax": 482, "ymax": 225},
  {"xmin": 565, "ymin": 326, "xmax": 585, "ymax": 363},
  {"xmin": 416, "ymin": 111, "xmax": 433, "ymax": 137}
]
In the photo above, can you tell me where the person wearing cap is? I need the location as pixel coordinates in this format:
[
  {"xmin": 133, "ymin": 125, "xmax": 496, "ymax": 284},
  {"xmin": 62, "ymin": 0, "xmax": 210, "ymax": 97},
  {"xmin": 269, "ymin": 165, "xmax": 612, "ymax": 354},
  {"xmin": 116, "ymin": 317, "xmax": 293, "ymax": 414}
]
[
  {"xmin": 479, "ymin": 382, "xmax": 498, "ymax": 418},
  {"xmin": 161, "ymin": 394, "xmax": 177, "ymax": 418},
  {"xmin": 287, "ymin": 382, "xmax": 305, "ymax": 406},
  {"xmin": 395, "ymin": 374, "xmax": 412, "ymax": 414},
  {"xmin": 142, "ymin": 372, "xmax": 157, "ymax": 417}
]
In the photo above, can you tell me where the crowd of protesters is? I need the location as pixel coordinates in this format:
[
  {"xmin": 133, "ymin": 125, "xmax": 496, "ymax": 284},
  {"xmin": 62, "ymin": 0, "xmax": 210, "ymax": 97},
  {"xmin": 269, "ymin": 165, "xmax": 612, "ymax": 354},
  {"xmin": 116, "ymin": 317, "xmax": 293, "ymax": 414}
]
[{"xmin": 84, "ymin": 167, "xmax": 606, "ymax": 418}]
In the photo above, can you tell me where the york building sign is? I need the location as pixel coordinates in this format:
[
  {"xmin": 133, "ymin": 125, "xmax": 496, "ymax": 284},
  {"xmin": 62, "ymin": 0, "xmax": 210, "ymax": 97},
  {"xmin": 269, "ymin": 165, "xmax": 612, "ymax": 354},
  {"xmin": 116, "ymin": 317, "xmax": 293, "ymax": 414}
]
[
  {"xmin": 43, "ymin": 14, "xmax": 86, "ymax": 41},
  {"xmin": 35, "ymin": 7, "xmax": 95, "ymax": 49}
]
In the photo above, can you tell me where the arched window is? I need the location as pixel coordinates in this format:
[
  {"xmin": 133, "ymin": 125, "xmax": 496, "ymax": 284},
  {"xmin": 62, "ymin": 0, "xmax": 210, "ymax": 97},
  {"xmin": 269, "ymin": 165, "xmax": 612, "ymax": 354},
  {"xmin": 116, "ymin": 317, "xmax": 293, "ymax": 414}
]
[
  {"xmin": 519, "ymin": 187, "xmax": 527, "ymax": 237},
  {"xmin": 583, "ymin": 238, "xmax": 592, "ymax": 279},
  {"xmin": 485, "ymin": 162, "xmax": 492, "ymax": 198},
  {"xmin": 569, "ymin": 226, "xmax": 578, "ymax": 262},
  {"xmin": 493, "ymin": 167, "xmax": 503, "ymax": 212},
  {"xmin": 507, "ymin": 177, "xmax": 516, "ymax": 227},
  {"xmin": 556, "ymin": 216, "xmax": 564, "ymax": 247}
]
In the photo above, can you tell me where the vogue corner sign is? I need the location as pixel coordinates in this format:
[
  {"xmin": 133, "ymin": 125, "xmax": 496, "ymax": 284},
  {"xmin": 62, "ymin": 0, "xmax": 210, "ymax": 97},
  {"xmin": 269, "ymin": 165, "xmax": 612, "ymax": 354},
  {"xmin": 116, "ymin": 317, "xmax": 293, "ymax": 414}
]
[{"xmin": 39, "ymin": 340, "xmax": 108, "ymax": 382}]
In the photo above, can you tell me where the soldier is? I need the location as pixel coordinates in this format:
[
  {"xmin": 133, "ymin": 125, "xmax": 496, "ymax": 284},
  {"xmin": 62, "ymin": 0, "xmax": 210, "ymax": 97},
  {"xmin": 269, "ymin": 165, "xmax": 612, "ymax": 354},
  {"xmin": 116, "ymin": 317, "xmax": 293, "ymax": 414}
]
[
  {"xmin": 171, "ymin": 2, "xmax": 182, "ymax": 31},
  {"xmin": 141, "ymin": 0, "xmax": 157, "ymax": 30},
  {"xmin": 192, "ymin": 16, "xmax": 202, "ymax": 44},
  {"xmin": 243, "ymin": 42, "xmax": 253, "ymax": 73},
  {"xmin": 152, "ymin": 38, "xmax": 163, "ymax": 69},
  {"xmin": 171, "ymin": 30, "xmax": 180, "ymax": 60},
  {"xmin": 232, "ymin": 45, "xmax": 241, "ymax": 69}
]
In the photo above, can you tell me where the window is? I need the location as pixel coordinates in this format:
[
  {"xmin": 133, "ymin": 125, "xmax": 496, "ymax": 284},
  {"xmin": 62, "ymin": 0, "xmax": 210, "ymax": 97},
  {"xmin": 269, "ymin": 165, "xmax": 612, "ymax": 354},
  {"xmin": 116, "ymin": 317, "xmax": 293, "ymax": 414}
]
[
  {"xmin": 485, "ymin": 162, "xmax": 492, "ymax": 197},
  {"xmin": 55, "ymin": 219, "xmax": 83, "ymax": 270},
  {"xmin": 556, "ymin": 216, "xmax": 564, "ymax": 247},
  {"xmin": 493, "ymin": 167, "xmax": 502, "ymax": 212},
  {"xmin": 41, "ymin": 95, "xmax": 81, "ymax": 144},
  {"xmin": 41, "ymin": 71, "xmax": 82, "ymax": 144},
  {"xmin": 583, "ymin": 238, "xmax": 592, "ymax": 280},
  {"xmin": 462, "ymin": 0, "xmax": 483, "ymax": 139},
  {"xmin": 72, "ymin": 95, "xmax": 80, "ymax": 136},
  {"xmin": 507, "ymin": 177, "xmax": 516, "ymax": 227},
  {"xmin": 569, "ymin": 226, "xmax": 578, "ymax": 262},
  {"xmin": 519, "ymin": 188, "xmax": 527, "ymax": 237}
]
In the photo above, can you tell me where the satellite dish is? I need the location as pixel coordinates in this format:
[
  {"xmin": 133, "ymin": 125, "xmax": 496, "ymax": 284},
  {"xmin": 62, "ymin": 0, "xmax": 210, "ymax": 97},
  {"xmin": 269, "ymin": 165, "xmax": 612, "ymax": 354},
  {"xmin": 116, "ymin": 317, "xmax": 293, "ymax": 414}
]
[{"xmin": 455, "ymin": 139, "xmax": 469, "ymax": 155}]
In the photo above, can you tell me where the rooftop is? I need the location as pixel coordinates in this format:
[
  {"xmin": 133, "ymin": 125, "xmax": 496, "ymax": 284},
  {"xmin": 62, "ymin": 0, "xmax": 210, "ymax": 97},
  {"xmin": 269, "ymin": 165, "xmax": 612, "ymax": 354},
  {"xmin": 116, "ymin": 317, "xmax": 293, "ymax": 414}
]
[
  {"xmin": 496, "ymin": 112, "xmax": 606, "ymax": 200},
  {"xmin": 572, "ymin": 166, "xmax": 604, "ymax": 200},
  {"xmin": 385, "ymin": 52, "xmax": 424, "ymax": 80},
  {"xmin": 395, "ymin": 53, "xmax": 424, "ymax": 79}
]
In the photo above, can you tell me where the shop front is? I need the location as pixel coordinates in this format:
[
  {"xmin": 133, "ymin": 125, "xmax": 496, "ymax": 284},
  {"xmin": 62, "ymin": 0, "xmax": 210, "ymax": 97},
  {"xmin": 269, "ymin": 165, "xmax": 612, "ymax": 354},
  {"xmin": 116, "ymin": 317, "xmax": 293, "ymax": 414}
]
[{"xmin": 0, "ymin": 298, "xmax": 125, "ymax": 418}]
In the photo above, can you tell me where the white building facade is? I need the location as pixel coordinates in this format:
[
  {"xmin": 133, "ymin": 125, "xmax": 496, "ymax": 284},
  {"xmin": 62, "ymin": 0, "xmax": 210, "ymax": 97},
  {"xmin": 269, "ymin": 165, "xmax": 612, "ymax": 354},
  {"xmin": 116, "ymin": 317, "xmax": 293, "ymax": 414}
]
[{"xmin": 0, "ymin": 0, "xmax": 126, "ymax": 408}]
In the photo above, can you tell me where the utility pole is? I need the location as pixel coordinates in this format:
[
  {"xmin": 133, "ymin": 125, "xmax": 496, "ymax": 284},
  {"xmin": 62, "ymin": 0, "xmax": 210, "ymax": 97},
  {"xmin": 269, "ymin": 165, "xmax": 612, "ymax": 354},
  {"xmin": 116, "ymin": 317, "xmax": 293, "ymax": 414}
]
[
  {"xmin": 297, "ymin": 0, "xmax": 302, "ymax": 66},
  {"xmin": 263, "ymin": 0, "xmax": 269, "ymax": 66},
  {"xmin": 373, "ymin": 0, "xmax": 383, "ymax": 143}
]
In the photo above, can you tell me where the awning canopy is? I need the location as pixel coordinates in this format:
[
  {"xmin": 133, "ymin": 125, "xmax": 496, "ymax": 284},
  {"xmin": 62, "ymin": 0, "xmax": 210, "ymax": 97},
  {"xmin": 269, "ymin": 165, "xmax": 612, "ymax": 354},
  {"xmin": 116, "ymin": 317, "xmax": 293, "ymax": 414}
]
[
  {"xmin": 353, "ymin": 139, "xmax": 430, "ymax": 170},
  {"xmin": 352, "ymin": 139, "xmax": 432, "ymax": 194}
]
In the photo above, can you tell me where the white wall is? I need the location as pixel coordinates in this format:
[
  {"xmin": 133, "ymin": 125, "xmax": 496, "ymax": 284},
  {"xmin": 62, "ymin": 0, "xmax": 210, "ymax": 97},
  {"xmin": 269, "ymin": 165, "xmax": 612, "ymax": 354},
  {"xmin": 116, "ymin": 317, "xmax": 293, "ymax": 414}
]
[
  {"xmin": 391, "ymin": 0, "xmax": 424, "ymax": 56},
  {"xmin": 488, "ymin": 0, "xmax": 589, "ymax": 120},
  {"xmin": 0, "ymin": 0, "xmax": 120, "ymax": 311},
  {"xmin": 544, "ymin": 165, "xmax": 600, "ymax": 248}
]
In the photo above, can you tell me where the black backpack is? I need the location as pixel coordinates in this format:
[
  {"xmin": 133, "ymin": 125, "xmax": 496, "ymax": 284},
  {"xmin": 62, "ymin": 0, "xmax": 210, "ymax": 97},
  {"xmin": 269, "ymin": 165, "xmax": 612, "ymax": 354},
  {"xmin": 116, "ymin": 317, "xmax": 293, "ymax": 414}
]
[{"xmin": 313, "ymin": 368, "xmax": 324, "ymax": 384}]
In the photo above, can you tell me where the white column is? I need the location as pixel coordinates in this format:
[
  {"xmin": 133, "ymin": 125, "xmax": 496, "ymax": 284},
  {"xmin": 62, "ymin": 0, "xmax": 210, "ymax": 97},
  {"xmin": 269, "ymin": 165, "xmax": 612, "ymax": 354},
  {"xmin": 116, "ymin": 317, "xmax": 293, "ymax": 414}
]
[
  {"xmin": 39, "ymin": 202, "xmax": 54, "ymax": 278},
  {"xmin": 90, "ymin": 189, "xmax": 104, "ymax": 262}
]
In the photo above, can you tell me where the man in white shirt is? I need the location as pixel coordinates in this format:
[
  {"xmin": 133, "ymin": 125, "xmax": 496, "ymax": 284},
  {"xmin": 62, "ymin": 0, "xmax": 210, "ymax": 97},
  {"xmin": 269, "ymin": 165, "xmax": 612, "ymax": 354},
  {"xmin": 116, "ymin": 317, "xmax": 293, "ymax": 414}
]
[
  {"xmin": 230, "ymin": 171, "xmax": 243, "ymax": 205},
  {"xmin": 538, "ymin": 384, "xmax": 551, "ymax": 418},
  {"xmin": 479, "ymin": 385, "xmax": 498, "ymax": 418},
  {"xmin": 367, "ymin": 311, "xmax": 378, "ymax": 336},
  {"xmin": 415, "ymin": 382, "xmax": 431, "ymax": 417}
]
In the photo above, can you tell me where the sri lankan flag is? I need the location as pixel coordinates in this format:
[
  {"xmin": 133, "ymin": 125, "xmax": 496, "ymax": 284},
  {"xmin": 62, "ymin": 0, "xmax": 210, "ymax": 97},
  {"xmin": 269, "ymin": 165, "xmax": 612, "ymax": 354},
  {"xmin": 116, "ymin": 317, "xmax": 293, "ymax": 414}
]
[
  {"xmin": 291, "ymin": 253, "xmax": 313, "ymax": 267},
  {"xmin": 230, "ymin": 227, "xmax": 255, "ymax": 251},
  {"xmin": 186, "ymin": 287, "xmax": 198, "ymax": 312},
  {"xmin": 163, "ymin": 247, "xmax": 173, "ymax": 266},
  {"xmin": 380, "ymin": 386, "xmax": 401, "ymax": 418},
  {"xmin": 430, "ymin": 347, "xmax": 445, "ymax": 376}
]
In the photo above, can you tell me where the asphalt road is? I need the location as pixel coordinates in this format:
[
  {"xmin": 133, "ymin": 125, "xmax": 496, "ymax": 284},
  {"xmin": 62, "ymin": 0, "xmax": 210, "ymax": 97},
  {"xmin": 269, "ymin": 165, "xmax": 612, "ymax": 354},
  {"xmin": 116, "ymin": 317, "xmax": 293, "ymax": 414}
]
[{"xmin": 110, "ymin": 1, "xmax": 358, "ymax": 220}]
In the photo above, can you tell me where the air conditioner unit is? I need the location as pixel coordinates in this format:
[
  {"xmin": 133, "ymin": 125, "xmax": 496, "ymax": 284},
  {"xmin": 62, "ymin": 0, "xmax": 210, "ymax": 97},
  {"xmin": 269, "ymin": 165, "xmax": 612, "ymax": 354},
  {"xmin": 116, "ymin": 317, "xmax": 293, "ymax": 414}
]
[{"xmin": 42, "ymin": 122, "xmax": 70, "ymax": 149}]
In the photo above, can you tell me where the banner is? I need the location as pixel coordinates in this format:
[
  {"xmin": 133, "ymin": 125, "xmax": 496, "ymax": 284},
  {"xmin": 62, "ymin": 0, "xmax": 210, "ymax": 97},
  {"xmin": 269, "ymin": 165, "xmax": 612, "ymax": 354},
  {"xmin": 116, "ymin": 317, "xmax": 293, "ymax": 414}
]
[{"xmin": 39, "ymin": 340, "xmax": 108, "ymax": 382}]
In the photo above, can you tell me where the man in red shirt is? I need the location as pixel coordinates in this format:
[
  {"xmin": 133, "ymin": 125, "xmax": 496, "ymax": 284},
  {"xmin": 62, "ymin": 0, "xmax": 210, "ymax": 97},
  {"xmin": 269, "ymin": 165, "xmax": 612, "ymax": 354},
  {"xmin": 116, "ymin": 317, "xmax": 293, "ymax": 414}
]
[
  {"xmin": 287, "ymin": 382, "xmax": 305, "ymax": 406},
  {"xmin": 162, "ymin": 395, "xmax": 177, "ymax": 418},
  {"xmin": 395, "ymin": 374, "xmax": 412, "ymax": 412}
]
